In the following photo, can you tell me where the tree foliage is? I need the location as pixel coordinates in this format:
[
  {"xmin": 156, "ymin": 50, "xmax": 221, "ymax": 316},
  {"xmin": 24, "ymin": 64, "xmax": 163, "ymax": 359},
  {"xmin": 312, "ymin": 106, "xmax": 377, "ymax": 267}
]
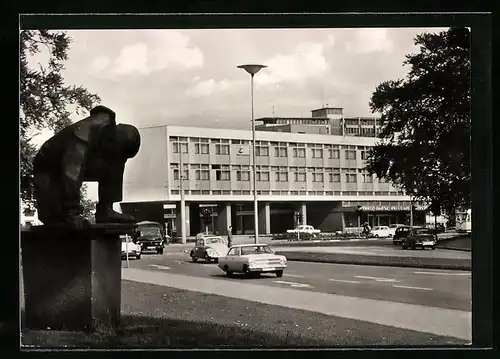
[
  {"xmin": 365, "ymin": 27, "xmax": 471, "ymax": 215},
  {"xmin": 80, "ymin": 184, "xmax": 97, "ymax": 221},
  {"xmin": 20, "ymin": 30, "xmax": 101, "ymax": 209}
]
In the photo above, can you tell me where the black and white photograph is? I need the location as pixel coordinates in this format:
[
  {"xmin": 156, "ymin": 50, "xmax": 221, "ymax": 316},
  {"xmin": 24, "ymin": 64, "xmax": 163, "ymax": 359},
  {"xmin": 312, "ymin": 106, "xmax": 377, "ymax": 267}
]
[{"xmin": 18, "ymin": 13, "xmax": 490, "ymax": 349}]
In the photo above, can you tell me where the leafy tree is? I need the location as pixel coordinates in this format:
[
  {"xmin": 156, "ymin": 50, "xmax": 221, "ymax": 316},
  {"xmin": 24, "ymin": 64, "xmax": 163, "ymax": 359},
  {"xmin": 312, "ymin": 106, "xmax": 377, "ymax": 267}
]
[
  {"xmin": 365, "ymin": 27, "xmax": 471, "ymax": 216},
  {"xmin": 80, "ymin": 184, "xmax": 97, "ymax": 221},
  {"xmin": 20, "ymin": 30, "xmax": 101, "ymax": 210}
]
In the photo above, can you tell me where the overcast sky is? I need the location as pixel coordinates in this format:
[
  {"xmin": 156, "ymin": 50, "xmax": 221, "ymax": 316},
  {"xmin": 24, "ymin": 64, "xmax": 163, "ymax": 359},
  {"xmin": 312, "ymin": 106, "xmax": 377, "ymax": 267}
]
[{"xmin": 26, "ymin": 27, "xmax": 447, "ymax": 201}]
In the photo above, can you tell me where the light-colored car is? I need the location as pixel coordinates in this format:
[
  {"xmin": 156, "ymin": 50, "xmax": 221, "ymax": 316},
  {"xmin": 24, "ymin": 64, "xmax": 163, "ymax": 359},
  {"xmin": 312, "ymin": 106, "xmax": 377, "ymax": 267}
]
[
  {"xmin": 218, "ymin": 244, "xmax": 287, "ymax": 278},
  {"xmin": 387, "ymin": 224, "xmax": 407, "ymax": 237},
  {"xmin": 190, "ymin": 235, "xmax": 228, "ymax": 263},
  {"xmin": 286, "ymin": 225, "xmax": 321, "ymax": 235},
  {"xmin": 370, "ymin": 225, "xmax": 392, "ymax": 238},
  {"xmin": 121, "ymin": 235, "xmax": 141, "ymax": 259}
]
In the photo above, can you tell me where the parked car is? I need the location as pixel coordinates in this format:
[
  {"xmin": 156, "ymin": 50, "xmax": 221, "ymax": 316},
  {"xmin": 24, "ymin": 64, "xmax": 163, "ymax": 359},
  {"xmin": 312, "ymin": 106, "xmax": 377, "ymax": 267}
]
[
  {"xmin": 370, "ymin": 225, "xmax": 392, "ymax": 238},
  {"xmin": 190, "ymin": 235, "xmax": 228, "ymax": 263},
  {"xmin": 134, "ymin": 221, "xmax": 169, "ymax": 254},
  {"xmin": 121, "ymin": 235, "xmax": 141, "ymax": 260},
  {"xmin": 218, "ymin": 244, "xmax": 287, "ymax": 278},
  {"xmin": 286, "ymin": 225, "xmax": 321, "ymax": 239},
  {"xmin": 402, "ymin": 228, "xmax": 437, "ymax": 250},
  {"xmin": 393, "ymin": 225, "xmax": 411, "ymax": 244},
  {"xmin": 387, "ymin": 224, "xmax": 407, "ymax": 237}
]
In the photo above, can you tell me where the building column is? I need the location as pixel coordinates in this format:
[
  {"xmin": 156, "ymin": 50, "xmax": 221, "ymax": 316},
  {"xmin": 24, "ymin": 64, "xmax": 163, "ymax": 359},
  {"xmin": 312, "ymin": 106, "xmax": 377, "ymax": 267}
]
[
  {"xmin": 341, "ymin": 212, "xmax": 346, "ymax": 232},
  {"xmin": 176, "ymin": 202, "xmax": 190, "ymax": 238},
  {"xmin": 258, "ymin": 202, "xmax": 271, "ymax": 235},
  {"xmin": 300, "ymin": 202, "xmax": 307, "ymax": 225},
  {"xmin": 217, "ymin": 203, "xmax": 232, "ymax": 235}
]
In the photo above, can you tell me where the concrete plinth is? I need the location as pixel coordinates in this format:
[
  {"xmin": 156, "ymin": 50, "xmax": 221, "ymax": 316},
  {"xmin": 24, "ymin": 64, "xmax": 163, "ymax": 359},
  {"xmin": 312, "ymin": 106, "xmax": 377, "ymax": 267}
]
[{"xmin": 21, "ymin": 223, "xmax": 136, "ymax": 332}]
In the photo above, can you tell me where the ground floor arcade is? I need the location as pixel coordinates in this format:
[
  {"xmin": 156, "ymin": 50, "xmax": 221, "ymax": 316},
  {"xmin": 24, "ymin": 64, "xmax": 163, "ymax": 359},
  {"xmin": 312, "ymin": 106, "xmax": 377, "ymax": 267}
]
[{"xmin": 119, "ymin": 200, "xmax": 426, "ymax": 237}]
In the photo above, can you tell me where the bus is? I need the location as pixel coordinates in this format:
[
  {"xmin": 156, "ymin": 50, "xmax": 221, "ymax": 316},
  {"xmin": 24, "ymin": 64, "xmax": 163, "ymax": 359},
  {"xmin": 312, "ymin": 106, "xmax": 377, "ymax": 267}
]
[{"xmin": 455, "ymin": 209, "xmax": 471, "ymax": 233}]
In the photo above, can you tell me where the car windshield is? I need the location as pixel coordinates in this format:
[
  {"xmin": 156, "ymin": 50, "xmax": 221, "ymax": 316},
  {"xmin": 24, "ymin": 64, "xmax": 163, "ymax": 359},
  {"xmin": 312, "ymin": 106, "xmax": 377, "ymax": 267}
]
[
  {"xmin": 241, "ymin": 246, "xmax": 274, "ymax": 255},
  {"xmin": 373, "ymin": 226, "xmax": 381, "ymax": 230},
  {"xmin": 389, "ymin": 224, "xmax": 398, "ymax": 228},
  {"xmin": 121, "ymin": 236, "xmax": 133, "ymax": 243},
  {"xmin": 139, "ymin": 227, "xmax": 161, "ymax": 236},
  {"xmin": 205, "ymin": 237, "xmax": 224, "ymax": 244}
]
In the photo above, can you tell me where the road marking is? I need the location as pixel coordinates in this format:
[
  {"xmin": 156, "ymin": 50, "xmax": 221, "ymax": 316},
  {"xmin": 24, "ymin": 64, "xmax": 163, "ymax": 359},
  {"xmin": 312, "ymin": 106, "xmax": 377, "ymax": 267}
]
[
  {"xmin": 274, "ymin": 280, "xmax": 312, "ymax": 288},
  {"xmin": 283, "ymin": 273, "xmax": 305, "ymax": 278},
  {"xmin": 413, "ymin": 271, "xmax": 470, "ymax": 276},
  {"xmin": 329, "ymin": 279, "xmax": 361, "ymax": 284},
  {"xmin": 355, "ymin": 275, "xmax": 400, "ymax": 283},
  {"xmin": 149, "ymin": 264, "xmax": 171, "ymax": 270},
  {"xmin": 393, "ymin": 285, "xmax": 433, "ymax": 291}
]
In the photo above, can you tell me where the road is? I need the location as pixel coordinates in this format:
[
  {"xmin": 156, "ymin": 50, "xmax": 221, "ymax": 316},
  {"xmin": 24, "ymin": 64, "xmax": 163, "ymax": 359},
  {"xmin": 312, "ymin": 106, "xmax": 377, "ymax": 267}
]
[{"xmin": 124, "ymin": 251, "xmax": 471, "ymax": 312}]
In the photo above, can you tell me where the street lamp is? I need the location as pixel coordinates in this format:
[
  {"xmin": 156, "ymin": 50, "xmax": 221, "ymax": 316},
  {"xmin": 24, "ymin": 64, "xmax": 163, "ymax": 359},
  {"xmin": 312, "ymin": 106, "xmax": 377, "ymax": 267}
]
[{"xmin": 237, "ymin": 64, "xmax": 267, "ymax": 244}]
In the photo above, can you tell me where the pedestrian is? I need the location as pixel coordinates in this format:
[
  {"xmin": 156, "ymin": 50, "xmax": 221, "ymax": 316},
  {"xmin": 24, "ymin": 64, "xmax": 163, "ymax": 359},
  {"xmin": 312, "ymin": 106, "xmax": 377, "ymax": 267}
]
[{"xmin": 227, "ymin": 226, "xmax": 233, "ymax": 248}]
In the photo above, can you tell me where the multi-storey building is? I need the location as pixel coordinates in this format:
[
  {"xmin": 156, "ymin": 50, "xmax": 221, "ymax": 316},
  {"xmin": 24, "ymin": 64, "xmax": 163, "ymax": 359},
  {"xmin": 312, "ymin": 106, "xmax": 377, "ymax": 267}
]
[{"xmin": 119, "ymin": 111, "xmax": 426, "ymax": 236}]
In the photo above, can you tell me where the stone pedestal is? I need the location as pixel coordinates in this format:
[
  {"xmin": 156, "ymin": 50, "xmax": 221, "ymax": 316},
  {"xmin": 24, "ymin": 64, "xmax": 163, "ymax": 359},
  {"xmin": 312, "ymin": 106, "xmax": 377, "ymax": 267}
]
[{"xmin": 21, "ymin": 223, "xmax": 135, "ymax": 332}]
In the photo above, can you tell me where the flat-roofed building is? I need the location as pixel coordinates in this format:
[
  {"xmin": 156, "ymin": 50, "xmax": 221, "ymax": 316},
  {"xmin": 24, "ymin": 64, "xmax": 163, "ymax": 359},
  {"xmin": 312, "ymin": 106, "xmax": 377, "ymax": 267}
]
[{"xmin": 119, "ymin": 125, "xmax": 426, "ymax": 236}]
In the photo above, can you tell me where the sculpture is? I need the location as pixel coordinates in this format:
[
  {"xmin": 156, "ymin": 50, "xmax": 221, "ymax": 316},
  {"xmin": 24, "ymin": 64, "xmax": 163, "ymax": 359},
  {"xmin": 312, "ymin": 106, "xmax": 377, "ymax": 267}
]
[{"xmin": 33, "ymin": 105, "xmax": 141, "ymax": 227}]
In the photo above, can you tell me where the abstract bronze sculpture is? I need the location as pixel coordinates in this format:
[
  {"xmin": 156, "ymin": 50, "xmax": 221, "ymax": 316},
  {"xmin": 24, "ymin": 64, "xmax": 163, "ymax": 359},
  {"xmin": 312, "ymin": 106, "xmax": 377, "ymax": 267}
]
[{"xmin": 33, "ymin": 105, "xmax": 141, "ymax": 227}]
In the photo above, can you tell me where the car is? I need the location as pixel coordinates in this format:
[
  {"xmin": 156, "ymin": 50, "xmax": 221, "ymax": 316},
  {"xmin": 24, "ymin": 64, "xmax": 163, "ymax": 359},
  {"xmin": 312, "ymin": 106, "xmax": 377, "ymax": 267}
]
[
  {"xmin": 387, "ymin": 224, "xmax": 407, "ymax": 237},
  {"xmin": 370, "ymin": 225, "xmax": 392, "ymax": 238},
  {"xmin": 218, "ymin": 244, "xmax": 287, "ymax": 278},
  {"xmin": 402, "ymin": 228, "xmax": 437, "ymax": 250},
  {"xmin": 134, "ymin": 221, "xmax": 169, "ymax": 254},
  {"xmin": 286, "ymin": 225, "xmax": 321, "ymax": 235},
  {"xmin": 393, "ymin": 225, "xmax": 411, "ymax": 244},
  {"xmin": 121, "ymin": 235, "xmax": 141, "ymax": 260},
  {"xmin": 190, "ymin": 235, "xmax": 229, "ymax": 263}
]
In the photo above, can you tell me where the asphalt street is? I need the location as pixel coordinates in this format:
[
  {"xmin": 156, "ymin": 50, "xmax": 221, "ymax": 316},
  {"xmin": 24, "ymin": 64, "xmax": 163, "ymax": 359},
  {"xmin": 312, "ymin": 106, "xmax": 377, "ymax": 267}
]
[{"xmin": 123, "ymin": 251, "xmax": 471, "ymax": 312}]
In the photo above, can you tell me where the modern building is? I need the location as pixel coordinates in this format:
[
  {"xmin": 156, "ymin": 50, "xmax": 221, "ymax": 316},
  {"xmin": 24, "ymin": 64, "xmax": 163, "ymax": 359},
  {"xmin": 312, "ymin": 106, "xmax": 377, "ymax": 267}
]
[{"xmin": 118, "ymin": 108, "xmax": 426, "ymax": 236}]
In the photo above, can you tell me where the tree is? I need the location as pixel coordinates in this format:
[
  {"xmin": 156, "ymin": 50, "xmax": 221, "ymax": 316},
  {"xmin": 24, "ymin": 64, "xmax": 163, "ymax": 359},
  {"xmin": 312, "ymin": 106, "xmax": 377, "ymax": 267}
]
[
  {"xmin": 365, "ymin": 27, "xmax": 471, "ymax": 216},
  {"xmin": 80, "ymin": 184, "xmax": 97, "ymax": 221},
  {"xmin": 20, "ymin": 30, "xmax": 101, "ymax": 210}
]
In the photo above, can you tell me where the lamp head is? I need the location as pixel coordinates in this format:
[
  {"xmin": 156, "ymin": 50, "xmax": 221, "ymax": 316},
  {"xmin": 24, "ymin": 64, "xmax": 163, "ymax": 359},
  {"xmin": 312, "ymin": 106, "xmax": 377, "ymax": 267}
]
[{"xmin": 237, "ymin": 64, "xmax": 267, "ymax": 76}]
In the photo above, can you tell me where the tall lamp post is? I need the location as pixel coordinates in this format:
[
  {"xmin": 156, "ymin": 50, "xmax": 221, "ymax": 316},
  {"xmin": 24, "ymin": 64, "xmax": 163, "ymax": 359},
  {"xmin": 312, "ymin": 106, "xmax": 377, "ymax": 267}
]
[{"xmin": 237, "ymin": 64, "xmax": 267, "ymax": 244}]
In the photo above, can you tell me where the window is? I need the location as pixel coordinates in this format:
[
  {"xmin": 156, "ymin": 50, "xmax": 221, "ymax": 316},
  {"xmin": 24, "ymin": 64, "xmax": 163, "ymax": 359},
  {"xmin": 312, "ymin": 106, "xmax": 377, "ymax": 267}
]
[
  {"xmin": 345, "ymin": 150, "xmax": 356, "ymax": 160},
  {"xmin": 172, "ymin": 164, "xmax": 189, "ymax": 180},
  {"xmin": 292, "ymin": 148, "xmax": 306, "ymax": 158},
  {"xmin": 171, "ymin": 137, "xmax": 188, "ymax": 154},
  {"xmin": 256, "ymin": 171, "xmax": 270, "ymax": 181},
  {"xmin": 274, "ymin": 144, "xmax": 288, "ymax": 157},
  {"xmin": 256, "ymin": 145, "xmax": 269, "ymax": 156},
  {"xmin": 329, "ymin": 173, "xmax": 341, "ymax": 182},
  {"xmin": 195, "ymin": 142, "xmax": 209, "ymax": 154},
  {"xmin": 236, "ymin": 170, "xmax": 250, "ymax": 181},
  {"xmin": 275, "ymin": 168, "xmax": 288, "ymax": 182},
  {"xmin": 361, "ymin": 150, "xmax": 369, "ymax": 160},
  {"xmin": 363, "ymin": 174, "xmax": 373, "ymax": 183},
  {"xmin": 294, "ymin": 171, "xmax": 306, "ymax": 182},
  {"xmin": 346, "ymin": 173, "xmax": 357, "ymax": 183},
  {"xmin": 311, "ymin": 148, "xmax": 323, "ymax": 158},
  {"xmin": 329, "ymin": 149, "xmax": 340, "ymax": 159},
  {"xmin": 313, "ymin": 173, "xmax": 324, "ymax": 182},
  {"xmin": 216, "ymin": 144, "xmax": 230, "ymax": 155},
  {"xmin": 213, "ymin": 164, "xmax": 230, "ymax": 181}
]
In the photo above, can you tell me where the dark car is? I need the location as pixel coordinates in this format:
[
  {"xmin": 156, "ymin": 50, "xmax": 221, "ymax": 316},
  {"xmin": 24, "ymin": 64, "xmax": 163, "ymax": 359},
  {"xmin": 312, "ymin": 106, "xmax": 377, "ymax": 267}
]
[
  {"xmin": 402, "ymin": 228, "xmax": 437, "ymax": 250},
  {"xmin": 134, "ymin": 221, "xmax": 169, "ymax": 254},
  {"xmin": 393, "ymin": 226, "xmax": 411, "ymax": 245}
]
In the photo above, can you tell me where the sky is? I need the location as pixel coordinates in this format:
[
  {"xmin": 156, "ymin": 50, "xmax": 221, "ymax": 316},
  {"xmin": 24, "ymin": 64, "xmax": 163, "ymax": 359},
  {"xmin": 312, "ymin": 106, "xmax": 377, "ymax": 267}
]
[{"xmin": 25, "ymin": 27, "xmax": 448, "ymax": 201}]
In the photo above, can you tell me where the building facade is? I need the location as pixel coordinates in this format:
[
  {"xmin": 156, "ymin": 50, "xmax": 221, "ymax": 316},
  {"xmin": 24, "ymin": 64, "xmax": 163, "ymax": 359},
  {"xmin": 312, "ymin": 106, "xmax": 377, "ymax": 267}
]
[{"xmin": 119, "ymin": 120, "xmax": 426, "ymax": 237}]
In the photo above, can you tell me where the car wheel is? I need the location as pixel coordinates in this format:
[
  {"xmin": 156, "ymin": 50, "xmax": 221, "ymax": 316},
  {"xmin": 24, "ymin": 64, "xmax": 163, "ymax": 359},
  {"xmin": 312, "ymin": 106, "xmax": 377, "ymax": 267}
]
[
  {"xmin": 432, "ymin": 246, "xmax": 436, "ymax": 250},
  {"xmin": 375, "ymin": 234, "xmax": 379, "ymax": 238},
  {"xmin": 242, "ymin": 264, "xmax": 250, "ymax": 276},
  {"xmin": 191, "ymin": 252, "xmax": 198, "ymax": 262},
  {"xmin": 136, "ymin": 254, "xmax": 141, "ymax": 260},
  {"xmin": 157, "ymin": 248, "xmax": 164, "ymax": 255},
  {"xmin": 204, "ymin": 253, "xmax": 211, "ymax": 263},
  {"xmin": 276, "ymin": 270, "xmax": 284, "ymax": 278}
]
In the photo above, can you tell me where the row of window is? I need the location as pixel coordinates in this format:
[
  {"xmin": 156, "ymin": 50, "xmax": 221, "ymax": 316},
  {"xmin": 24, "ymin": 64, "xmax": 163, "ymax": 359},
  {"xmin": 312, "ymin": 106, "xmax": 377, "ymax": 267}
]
[
  {"xmin": 170, "ymin": 189, "xmax": 401, "ymax": 196},
  {"xmin": 174, "ymin": 142, "xmax": 369, "ymax": 160},
  {"xmin": 172, "ymin": 168, "xmax": 382, "ymax": 183}
]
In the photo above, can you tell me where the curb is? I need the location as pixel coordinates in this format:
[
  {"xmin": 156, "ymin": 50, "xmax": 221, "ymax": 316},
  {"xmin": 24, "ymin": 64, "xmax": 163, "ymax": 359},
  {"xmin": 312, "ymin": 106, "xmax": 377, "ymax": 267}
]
[
  {"xmin": 275, "ymin": 251, "xmax": 471, "ymax": 271},
  {"xmin": 435, "ymin": 246, "xmax": 471, "ymax": 252}
]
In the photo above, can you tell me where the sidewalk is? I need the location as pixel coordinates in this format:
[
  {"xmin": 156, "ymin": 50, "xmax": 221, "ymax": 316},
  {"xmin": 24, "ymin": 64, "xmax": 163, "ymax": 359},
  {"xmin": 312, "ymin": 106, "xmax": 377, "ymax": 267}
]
[{"xmin": 122, "ymin": 267, "xmax": 471, "ymax": 342}]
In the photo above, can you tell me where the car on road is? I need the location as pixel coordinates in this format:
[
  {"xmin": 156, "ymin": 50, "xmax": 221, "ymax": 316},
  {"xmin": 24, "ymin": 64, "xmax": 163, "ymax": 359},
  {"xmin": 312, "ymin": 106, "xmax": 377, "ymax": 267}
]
[
  {"xmin": 287, "ymin": 225, "xmax": 321, "ymax": 235},
  {"xmin": 121, "ymin": 235, "xmax": 141, "ymax": 260},
  {"xmin": 387, "ymin": 224, "xmax": 407, "ymax": 237},
  {"xmin": 393, "ymin": 225, "xmax": 411, "ymax": 244},
  {"xmin": 402, "ymin": 227, "xmax": 437, "ymax": 250},
  {"xmin": 190, "ymin": 235, "xmax": 228, "ymax": 263},
  {"xmin": 370, "ymin": 225, "xmax": 392, "ymax": 238},
  {"xmin": 134, "ymin": 221, "xmax": 169, "ymax": 254},
  {"xmin": 218, "ymin": 244, "xmax": 287, "ymax": 278}
]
